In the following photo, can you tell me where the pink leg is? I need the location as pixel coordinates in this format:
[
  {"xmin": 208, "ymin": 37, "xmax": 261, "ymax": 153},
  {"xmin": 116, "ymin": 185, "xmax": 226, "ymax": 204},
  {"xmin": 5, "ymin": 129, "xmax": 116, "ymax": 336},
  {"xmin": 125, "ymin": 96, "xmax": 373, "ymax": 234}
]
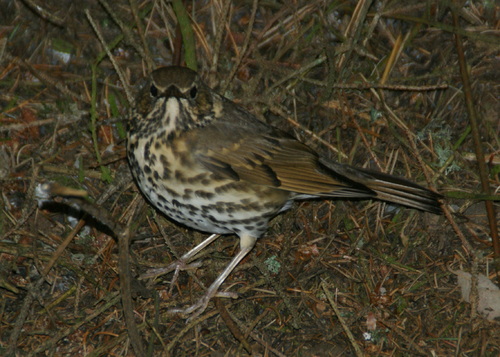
[
  {"xmin": 140, "ymin": 233, "xmax": 221, "ymax": 280},
  {"xmin": 168, "ymin": 234, "xmax": 258, "ymax": 321}
]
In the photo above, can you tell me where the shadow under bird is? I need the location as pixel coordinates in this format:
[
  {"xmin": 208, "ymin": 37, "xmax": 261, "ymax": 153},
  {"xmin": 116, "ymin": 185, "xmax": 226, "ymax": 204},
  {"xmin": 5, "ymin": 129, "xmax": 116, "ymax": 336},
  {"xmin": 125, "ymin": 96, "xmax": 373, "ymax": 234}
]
[{"xmin": 127, "ymin": 66, "xmax": 442, "ymax": 318}]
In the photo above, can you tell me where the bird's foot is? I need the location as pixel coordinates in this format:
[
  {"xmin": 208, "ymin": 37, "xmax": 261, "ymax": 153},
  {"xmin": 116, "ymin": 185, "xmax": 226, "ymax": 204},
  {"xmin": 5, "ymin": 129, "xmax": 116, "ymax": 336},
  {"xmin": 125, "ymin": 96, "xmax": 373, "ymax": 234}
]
[
  {"xmin": 139, "ymin": 259, "xmax": 203, "ymax": 296},
  {"xmin": 169, "ymin": 289, "xmax": 238, "ymax": 322}
]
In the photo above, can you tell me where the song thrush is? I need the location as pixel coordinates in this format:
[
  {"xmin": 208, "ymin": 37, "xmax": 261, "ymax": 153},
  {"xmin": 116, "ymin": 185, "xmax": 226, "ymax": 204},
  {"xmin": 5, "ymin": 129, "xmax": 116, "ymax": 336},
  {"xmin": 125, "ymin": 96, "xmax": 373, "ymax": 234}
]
[{"xmin": 127, "ymin": 66, "xmax": 442, "ymax": 318}]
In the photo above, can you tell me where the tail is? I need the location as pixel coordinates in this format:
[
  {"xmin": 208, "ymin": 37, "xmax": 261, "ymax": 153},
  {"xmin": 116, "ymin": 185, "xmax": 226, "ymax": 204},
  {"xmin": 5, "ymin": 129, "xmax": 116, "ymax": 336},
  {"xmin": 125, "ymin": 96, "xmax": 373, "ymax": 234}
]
[
  {"xmin": 356, "ymin": 167, "xmax": 443, "ymax": 214},
  {"xmin": 321, "ymin": 160, "xmax": 443, "ymax": 214}
]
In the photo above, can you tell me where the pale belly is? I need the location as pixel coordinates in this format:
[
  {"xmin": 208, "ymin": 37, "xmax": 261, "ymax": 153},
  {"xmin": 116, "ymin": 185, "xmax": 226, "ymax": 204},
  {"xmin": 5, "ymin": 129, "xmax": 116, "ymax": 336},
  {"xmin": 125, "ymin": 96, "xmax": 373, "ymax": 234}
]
[
  {"xmin": 128, "ymin": 134, "xmax": 291, "ymax": 238},
  {"xmin": 136, "ymin": 174, "xmax": 278, "ymax": 236}
]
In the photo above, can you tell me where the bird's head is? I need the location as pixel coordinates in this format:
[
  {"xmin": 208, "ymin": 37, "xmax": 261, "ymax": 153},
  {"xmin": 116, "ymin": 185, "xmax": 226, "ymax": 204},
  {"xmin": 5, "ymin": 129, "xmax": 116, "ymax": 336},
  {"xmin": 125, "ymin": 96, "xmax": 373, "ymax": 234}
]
[{"xmin": 134, "ymin": 66, "xmax": 221, "ymax": 134}]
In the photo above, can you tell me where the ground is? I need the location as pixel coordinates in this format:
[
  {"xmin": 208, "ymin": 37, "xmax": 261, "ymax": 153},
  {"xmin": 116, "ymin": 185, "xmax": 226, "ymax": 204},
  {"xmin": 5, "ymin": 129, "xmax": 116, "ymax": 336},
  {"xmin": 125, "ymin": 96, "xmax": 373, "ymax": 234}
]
[{"xmin": 0, "ymin": 0, "xmax": 499, "ymax": 356}]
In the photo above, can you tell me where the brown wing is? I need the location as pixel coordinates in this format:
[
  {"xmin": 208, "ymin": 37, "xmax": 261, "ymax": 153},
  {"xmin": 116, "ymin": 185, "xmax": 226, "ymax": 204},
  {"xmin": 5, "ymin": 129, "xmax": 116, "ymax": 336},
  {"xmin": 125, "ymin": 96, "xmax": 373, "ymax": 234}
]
[
  {"xmin": 185, "ymin": 105, "xmax": 374, "ymax": 198},
  {"xmin": 181, "ymin": 95, "xmax": 441, "ymax": 213}
]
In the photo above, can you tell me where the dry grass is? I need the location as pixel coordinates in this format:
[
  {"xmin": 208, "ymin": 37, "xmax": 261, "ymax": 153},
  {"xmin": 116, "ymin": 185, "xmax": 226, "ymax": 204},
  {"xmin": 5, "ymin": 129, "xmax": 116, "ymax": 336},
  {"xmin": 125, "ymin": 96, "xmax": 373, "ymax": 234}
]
[{"xmin": 0, "ymin": 0, "xmax": 499, "ymax": 356}]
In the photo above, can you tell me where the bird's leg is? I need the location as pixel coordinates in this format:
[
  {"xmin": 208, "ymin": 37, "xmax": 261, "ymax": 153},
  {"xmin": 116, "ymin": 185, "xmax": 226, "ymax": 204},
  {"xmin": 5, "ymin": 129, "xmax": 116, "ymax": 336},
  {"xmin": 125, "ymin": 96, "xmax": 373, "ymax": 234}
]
[
  {"xmin": 139, "ymin": 233, "xmax": 221, "ymax": 288},
  {"xmin": 170, "ymin": 234, "xmax": 258, "ymax": 321}
]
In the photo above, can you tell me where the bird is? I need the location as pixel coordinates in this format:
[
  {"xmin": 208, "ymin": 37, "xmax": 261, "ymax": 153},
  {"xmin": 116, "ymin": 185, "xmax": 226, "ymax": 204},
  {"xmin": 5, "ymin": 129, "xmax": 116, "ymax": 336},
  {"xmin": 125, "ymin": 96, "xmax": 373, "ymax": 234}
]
[{"xmin": 127, "ymin": 66, "xmax": 442, "ymax": 318}]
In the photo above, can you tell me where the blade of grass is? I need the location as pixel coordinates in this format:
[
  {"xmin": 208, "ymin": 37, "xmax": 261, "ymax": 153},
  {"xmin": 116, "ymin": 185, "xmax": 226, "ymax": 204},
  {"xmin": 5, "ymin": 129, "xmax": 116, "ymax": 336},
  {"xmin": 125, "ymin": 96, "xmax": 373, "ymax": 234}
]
[{"xmin": 172, "ymin": 0, "xmax": 197, "ymax": 71}]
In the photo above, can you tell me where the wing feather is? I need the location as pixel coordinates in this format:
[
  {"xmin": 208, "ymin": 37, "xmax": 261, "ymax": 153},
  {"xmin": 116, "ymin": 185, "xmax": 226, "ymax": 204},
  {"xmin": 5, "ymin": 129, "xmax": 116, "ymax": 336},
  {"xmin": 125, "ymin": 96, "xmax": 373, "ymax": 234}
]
[{"xmin": 186, "ymin": 115, "xmax": 374, "ymax": 197}]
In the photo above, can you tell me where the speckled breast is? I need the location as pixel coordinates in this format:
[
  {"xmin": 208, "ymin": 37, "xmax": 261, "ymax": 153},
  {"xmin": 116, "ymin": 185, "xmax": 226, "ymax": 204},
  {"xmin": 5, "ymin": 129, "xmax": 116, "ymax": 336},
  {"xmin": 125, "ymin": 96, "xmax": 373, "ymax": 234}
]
[{"xmin": 127, "ymin": 127, "xmax": 289, "ymax": 239}]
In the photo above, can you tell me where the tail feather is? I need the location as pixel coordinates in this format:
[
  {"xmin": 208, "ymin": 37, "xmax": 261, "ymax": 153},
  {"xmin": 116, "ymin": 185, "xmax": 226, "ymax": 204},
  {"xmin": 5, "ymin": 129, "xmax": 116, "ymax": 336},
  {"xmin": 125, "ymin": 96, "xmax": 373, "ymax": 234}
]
[{"xmin": 321, "ymin": 160, "xmax": 443, "ymax": 214}]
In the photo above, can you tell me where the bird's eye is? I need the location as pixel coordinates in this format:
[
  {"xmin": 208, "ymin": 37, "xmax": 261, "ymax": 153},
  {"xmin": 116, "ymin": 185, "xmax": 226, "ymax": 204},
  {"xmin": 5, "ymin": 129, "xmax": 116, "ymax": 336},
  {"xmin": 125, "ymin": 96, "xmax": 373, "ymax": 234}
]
[
  {"xmin": 189, "ymin": 86, "xmax": 198, "ymax": 99},
  {"xmin": 150, "ymin": 85, "xmax": 158, "ymax": 97}
]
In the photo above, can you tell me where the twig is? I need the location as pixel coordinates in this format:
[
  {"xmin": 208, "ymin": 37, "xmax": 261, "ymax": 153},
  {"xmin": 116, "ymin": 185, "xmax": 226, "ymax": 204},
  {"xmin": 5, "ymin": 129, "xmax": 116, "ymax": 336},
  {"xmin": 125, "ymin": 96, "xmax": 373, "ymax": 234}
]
[
  {"xmin": 20, "ymin": 0, "xmax": 65, "ymax": 27},
  {"xmin": 165, "ymin": 309, "xmax": 219, "ymax": 354},
  {"xmin": 270, "ymin": 103, "xmax": 348, "ymax": 159},
  {"xmin": 98, "ymin": 0, "xmax": 154, "ymax": 73},
  {"xmin": 321, "ymin": 281, "xmax": 364, "ymax": 357},
  {"xmin": 451, "ymin": 6, "xmax": 499, "ymax": 259},
  {"xmin": 381, "ymin": 319, "xmax": 429, "ymax": 355},
  {"xmin": 29, "ymin": 293, "xmax": 122, "ymax": 356},
  {"xmin": 6, "ymin": 217, "xmax": 85, "ymax": 357},
  {"xmin": 215, "ymin": 298, "xmax": 252, "ymax": 354},
  {"xmin": 220, "ymin": 0, "xmax": 259, "ymax": 94},
  {"xmin": 218, "ymin": 303, "xmax": 288, "ymax": 357},
  {"xmin": 129, "ymin": 0, "xmax": 154, "ymax": 72},
  {"xmin": 36, "ymin": 183, "xmax": 145, "ymax": 356},
  {"xmin": 208, "ymin": 0, "xmax": 231, "ymax": 83},
  {"xmin": 336, "ymin": 0, "xmax": 374, "ymax": 71},
  {"xmin": 4, "ymin": 53, "xmax": 87, "ymax": 102},
  {"xmin": 85, "ymin": 10, "xmax": 134, "ymax": 106},
  {"xmin": 0, "ymin": 117, "xmax": 77, "ymax": 133},
  {"xmin": 442, "ymin": 205, "xmax": 473, "ymax": 255}
]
